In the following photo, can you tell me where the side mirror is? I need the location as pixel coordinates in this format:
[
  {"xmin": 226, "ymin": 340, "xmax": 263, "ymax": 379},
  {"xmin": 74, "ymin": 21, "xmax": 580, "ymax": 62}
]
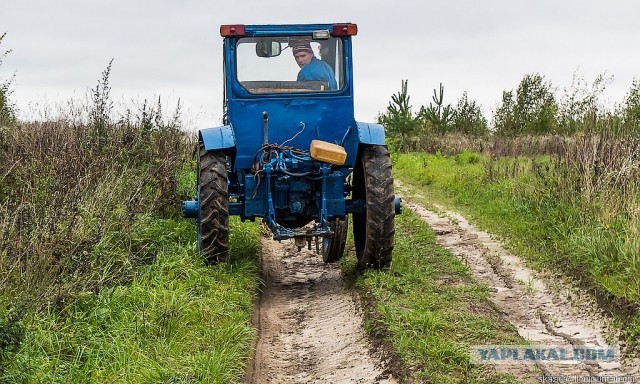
[{"xmin": 256, "ymin": 40, "xmax": 282, "ymax": 57}]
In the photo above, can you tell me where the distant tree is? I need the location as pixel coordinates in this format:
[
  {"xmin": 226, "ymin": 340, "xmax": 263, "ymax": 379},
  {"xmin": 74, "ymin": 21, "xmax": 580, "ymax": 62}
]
[
  {"xmin": 493, "ymin": 90, "xmax": 518, "ymax": 135},
  {"xmin": 494, "ymin": 73, "xmax": 558, "ymax": 136},
  {"xmin": 379, "ymin": 81, "xmax": 489, "ymax": 145},
  {"xmin": 0, "ymin": 33, "xmax": 16, "ymax": 126},
  {"xmin": 516, "ymin": 74, "xmax": 558, "ymax": 134},
  {"xmin": 558, "ymin": 73, "xmax": 612, "ymax": 134},
  {"xmin": 622, "ymin": 78, "xmax": 640, "ymax": 135},
  {"xmin": 451, "ymin": 92, "xmax": 488, "ymax": 136},
  {"xmin": 418, "ymin": 83, "xmax": 454, "ymax": 134},
  {"xmin": 378, "ymin": 79, "xmax": 421, "ymax": 150}
]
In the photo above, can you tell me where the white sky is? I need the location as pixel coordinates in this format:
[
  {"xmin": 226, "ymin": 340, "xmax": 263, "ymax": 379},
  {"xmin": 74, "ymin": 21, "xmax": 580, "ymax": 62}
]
[{"xmin": 1, "ymin": 1, "xmax": 639, "ymax": 129}]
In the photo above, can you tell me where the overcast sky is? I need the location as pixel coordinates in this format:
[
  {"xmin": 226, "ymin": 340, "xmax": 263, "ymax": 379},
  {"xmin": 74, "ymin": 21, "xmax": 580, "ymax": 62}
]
[{"xmin": 1, "ymin": 1, "xmax": 639, "ymax": 129}]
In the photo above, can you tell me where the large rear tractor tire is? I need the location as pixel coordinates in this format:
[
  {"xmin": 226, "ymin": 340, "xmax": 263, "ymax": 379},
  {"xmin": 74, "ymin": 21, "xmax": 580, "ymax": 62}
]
[
  {"xmin": 322, "ymin": 217, "xmax": 348, "ymax": 263},
  {"xmin": 198, "ymin": 146, "xmax": 229, "ymax": 265},
  {"xmin": 352, "ymin": 145, "xmax": 395, "ymax": 269}
]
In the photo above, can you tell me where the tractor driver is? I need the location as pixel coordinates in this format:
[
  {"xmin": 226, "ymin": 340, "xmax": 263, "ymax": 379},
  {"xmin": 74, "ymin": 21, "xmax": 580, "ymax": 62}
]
[{"xmin": 291, "ymin": 42, "xmax": 338, "ymax": 90}]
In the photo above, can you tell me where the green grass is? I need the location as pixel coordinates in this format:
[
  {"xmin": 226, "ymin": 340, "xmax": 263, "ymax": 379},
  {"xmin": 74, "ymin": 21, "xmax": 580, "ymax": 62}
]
[
  {"xmin": 0, "ymin": 216, "xmax": 260, "ymax": 383},
  {"xmin": 342, "ymin": 212, "xmax": 529, "ymax": 383},
  {"xmin": 393, "ymin": 152, "xmax": 640, "ymax": 345}
]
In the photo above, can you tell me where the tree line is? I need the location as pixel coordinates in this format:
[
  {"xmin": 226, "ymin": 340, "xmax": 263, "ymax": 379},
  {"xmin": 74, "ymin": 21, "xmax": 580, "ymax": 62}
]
[{"xmin": 378, "ymin": 74, "xmax": 640, "ymax": 150}]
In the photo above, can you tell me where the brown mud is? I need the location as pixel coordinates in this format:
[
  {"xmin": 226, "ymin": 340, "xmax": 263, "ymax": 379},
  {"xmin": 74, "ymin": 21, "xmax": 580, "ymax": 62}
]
[{"xmin": 246, "ymin": 236, "xmax": 398, "ymax": 384}]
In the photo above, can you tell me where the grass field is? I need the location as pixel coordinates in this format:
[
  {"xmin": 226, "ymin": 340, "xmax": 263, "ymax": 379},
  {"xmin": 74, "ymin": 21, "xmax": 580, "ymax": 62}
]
[{"xmin": 1, "ymin": 217, "xmax": 260, "ymax": 383}]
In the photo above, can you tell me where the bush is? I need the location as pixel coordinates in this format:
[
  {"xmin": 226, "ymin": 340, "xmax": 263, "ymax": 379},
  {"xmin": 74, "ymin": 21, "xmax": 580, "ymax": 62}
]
[
  {"xmin": 455, "ymin": 151, "xmax": 481, "ymax": 165},
  {"xmin": 451, "ymin": 92, "xmax": 488, "ymax": 136},
  {"xmin": 0, "ymin": 33, "xmax": 16, "ymax": 126},
  {"xmin": 0, "ymin": 306, "xmax": 24, "ymax": 374}
]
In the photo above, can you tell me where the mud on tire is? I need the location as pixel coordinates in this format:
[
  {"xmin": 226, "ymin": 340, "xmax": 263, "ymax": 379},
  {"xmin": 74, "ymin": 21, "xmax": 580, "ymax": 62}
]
[
  {"xmin": 352, "ymin": 145, "xmax": 395, "ymax": 269},
  {"xmin": 198, "ymin": 145, "xmax": 229, "ymax": 264}
]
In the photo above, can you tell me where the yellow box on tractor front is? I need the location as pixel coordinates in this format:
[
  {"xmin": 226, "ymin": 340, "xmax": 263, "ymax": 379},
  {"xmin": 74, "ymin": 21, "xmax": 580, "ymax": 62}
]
[{"xmin": 310, "ymin": 140, "xmax": 347, "ymax": 165}]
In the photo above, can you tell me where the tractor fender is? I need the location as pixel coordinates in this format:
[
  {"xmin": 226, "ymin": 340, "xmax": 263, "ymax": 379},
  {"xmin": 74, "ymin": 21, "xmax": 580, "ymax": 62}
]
[
  {"xmin": 199, "ymin": 125, "xmax": 236, "ymax": 151},
  {"xmin": 355, "ymin": 122, "xmax": 386, "ymax": 145}
]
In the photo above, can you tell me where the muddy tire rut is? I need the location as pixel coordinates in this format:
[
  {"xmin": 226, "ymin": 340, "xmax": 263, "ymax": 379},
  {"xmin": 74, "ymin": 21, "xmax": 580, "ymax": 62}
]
[
  {"xmin": 396, "ymin": 181, "xmax": 639, "ymax": 379},
  {"xmin": 247, "ymin": 236, "xmax": 397, "ymax": 384}
]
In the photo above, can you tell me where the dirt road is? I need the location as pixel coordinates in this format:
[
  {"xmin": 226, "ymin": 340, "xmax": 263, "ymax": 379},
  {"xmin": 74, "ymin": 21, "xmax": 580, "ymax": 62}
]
[
  {"xmin": 246, "ymin": 236, "xmax": 397, "ymax": 384},
  {"xmin": 396, "ymin": 183, "xmax": 639, "ymax": 379}
]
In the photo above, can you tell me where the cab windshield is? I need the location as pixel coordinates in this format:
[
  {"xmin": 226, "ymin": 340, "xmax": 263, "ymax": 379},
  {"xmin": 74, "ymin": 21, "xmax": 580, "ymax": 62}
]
[{"xmin": 236, "ymin": 36, "xmax": 344, "ymax": 94}]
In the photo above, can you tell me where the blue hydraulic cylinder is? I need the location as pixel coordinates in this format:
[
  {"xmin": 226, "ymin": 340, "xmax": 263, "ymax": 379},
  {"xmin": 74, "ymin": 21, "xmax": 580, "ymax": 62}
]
[
  {"xmin": 394, "ymin": 197, "xmax": 403, "ymax": 214},
  {"xmin": 182, "ymin": 200, "xmax": 199, "ymax": 218}
]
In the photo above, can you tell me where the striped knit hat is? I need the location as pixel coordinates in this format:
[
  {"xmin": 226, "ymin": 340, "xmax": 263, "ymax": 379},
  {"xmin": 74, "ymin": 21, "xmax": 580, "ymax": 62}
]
[{"xmin": 292, "ymin": 41, "xmax": 313, "ymax": 55}]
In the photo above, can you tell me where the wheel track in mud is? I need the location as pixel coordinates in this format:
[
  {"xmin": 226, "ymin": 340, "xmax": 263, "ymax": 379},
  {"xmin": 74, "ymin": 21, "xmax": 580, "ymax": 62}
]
[{"xmin": 247, "ymin": 236, "xmax": 397, "ymax": 384}]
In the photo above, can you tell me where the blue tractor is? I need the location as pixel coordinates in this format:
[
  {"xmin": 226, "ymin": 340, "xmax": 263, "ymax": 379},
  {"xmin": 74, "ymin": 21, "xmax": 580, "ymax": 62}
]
[{"xmin": 183, "ymin": 23, "xmax": 400, "ymax": 269}]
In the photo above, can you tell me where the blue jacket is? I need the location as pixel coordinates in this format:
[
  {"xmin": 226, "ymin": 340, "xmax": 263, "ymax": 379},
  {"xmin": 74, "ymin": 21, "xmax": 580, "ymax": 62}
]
[{"xmin": 297, "ymin": 57, "xmax": 338, "ymax": 90}]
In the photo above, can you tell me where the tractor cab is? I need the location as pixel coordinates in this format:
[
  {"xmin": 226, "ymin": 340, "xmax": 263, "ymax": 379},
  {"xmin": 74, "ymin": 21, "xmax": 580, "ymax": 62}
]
[{"xmin": 220, "ymin": 24, "xmax": 359, "ymax": 171}]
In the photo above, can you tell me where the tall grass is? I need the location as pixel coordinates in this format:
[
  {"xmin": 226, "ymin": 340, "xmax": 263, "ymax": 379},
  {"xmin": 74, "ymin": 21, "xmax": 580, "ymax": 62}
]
[
  {"xmin": 0, "ymin": 114, "xmax": 190, "ymax": 306},
  {"xmin": 0, "ymin": 62, "xmax": 200, "ymax": 373}
]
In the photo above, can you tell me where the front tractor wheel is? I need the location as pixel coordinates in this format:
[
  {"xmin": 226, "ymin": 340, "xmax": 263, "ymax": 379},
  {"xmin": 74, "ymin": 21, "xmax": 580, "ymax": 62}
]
[
  {"xmin": 352, "ymin": 145, "xmax": 395, "ymax": 269},
  {"xmin": 322, "ymin": 217, "xmax": 348, "ymax": 263},
  {"xmin": 198, "ymin": 147, "xmax": 229, "ymax": 265}
]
